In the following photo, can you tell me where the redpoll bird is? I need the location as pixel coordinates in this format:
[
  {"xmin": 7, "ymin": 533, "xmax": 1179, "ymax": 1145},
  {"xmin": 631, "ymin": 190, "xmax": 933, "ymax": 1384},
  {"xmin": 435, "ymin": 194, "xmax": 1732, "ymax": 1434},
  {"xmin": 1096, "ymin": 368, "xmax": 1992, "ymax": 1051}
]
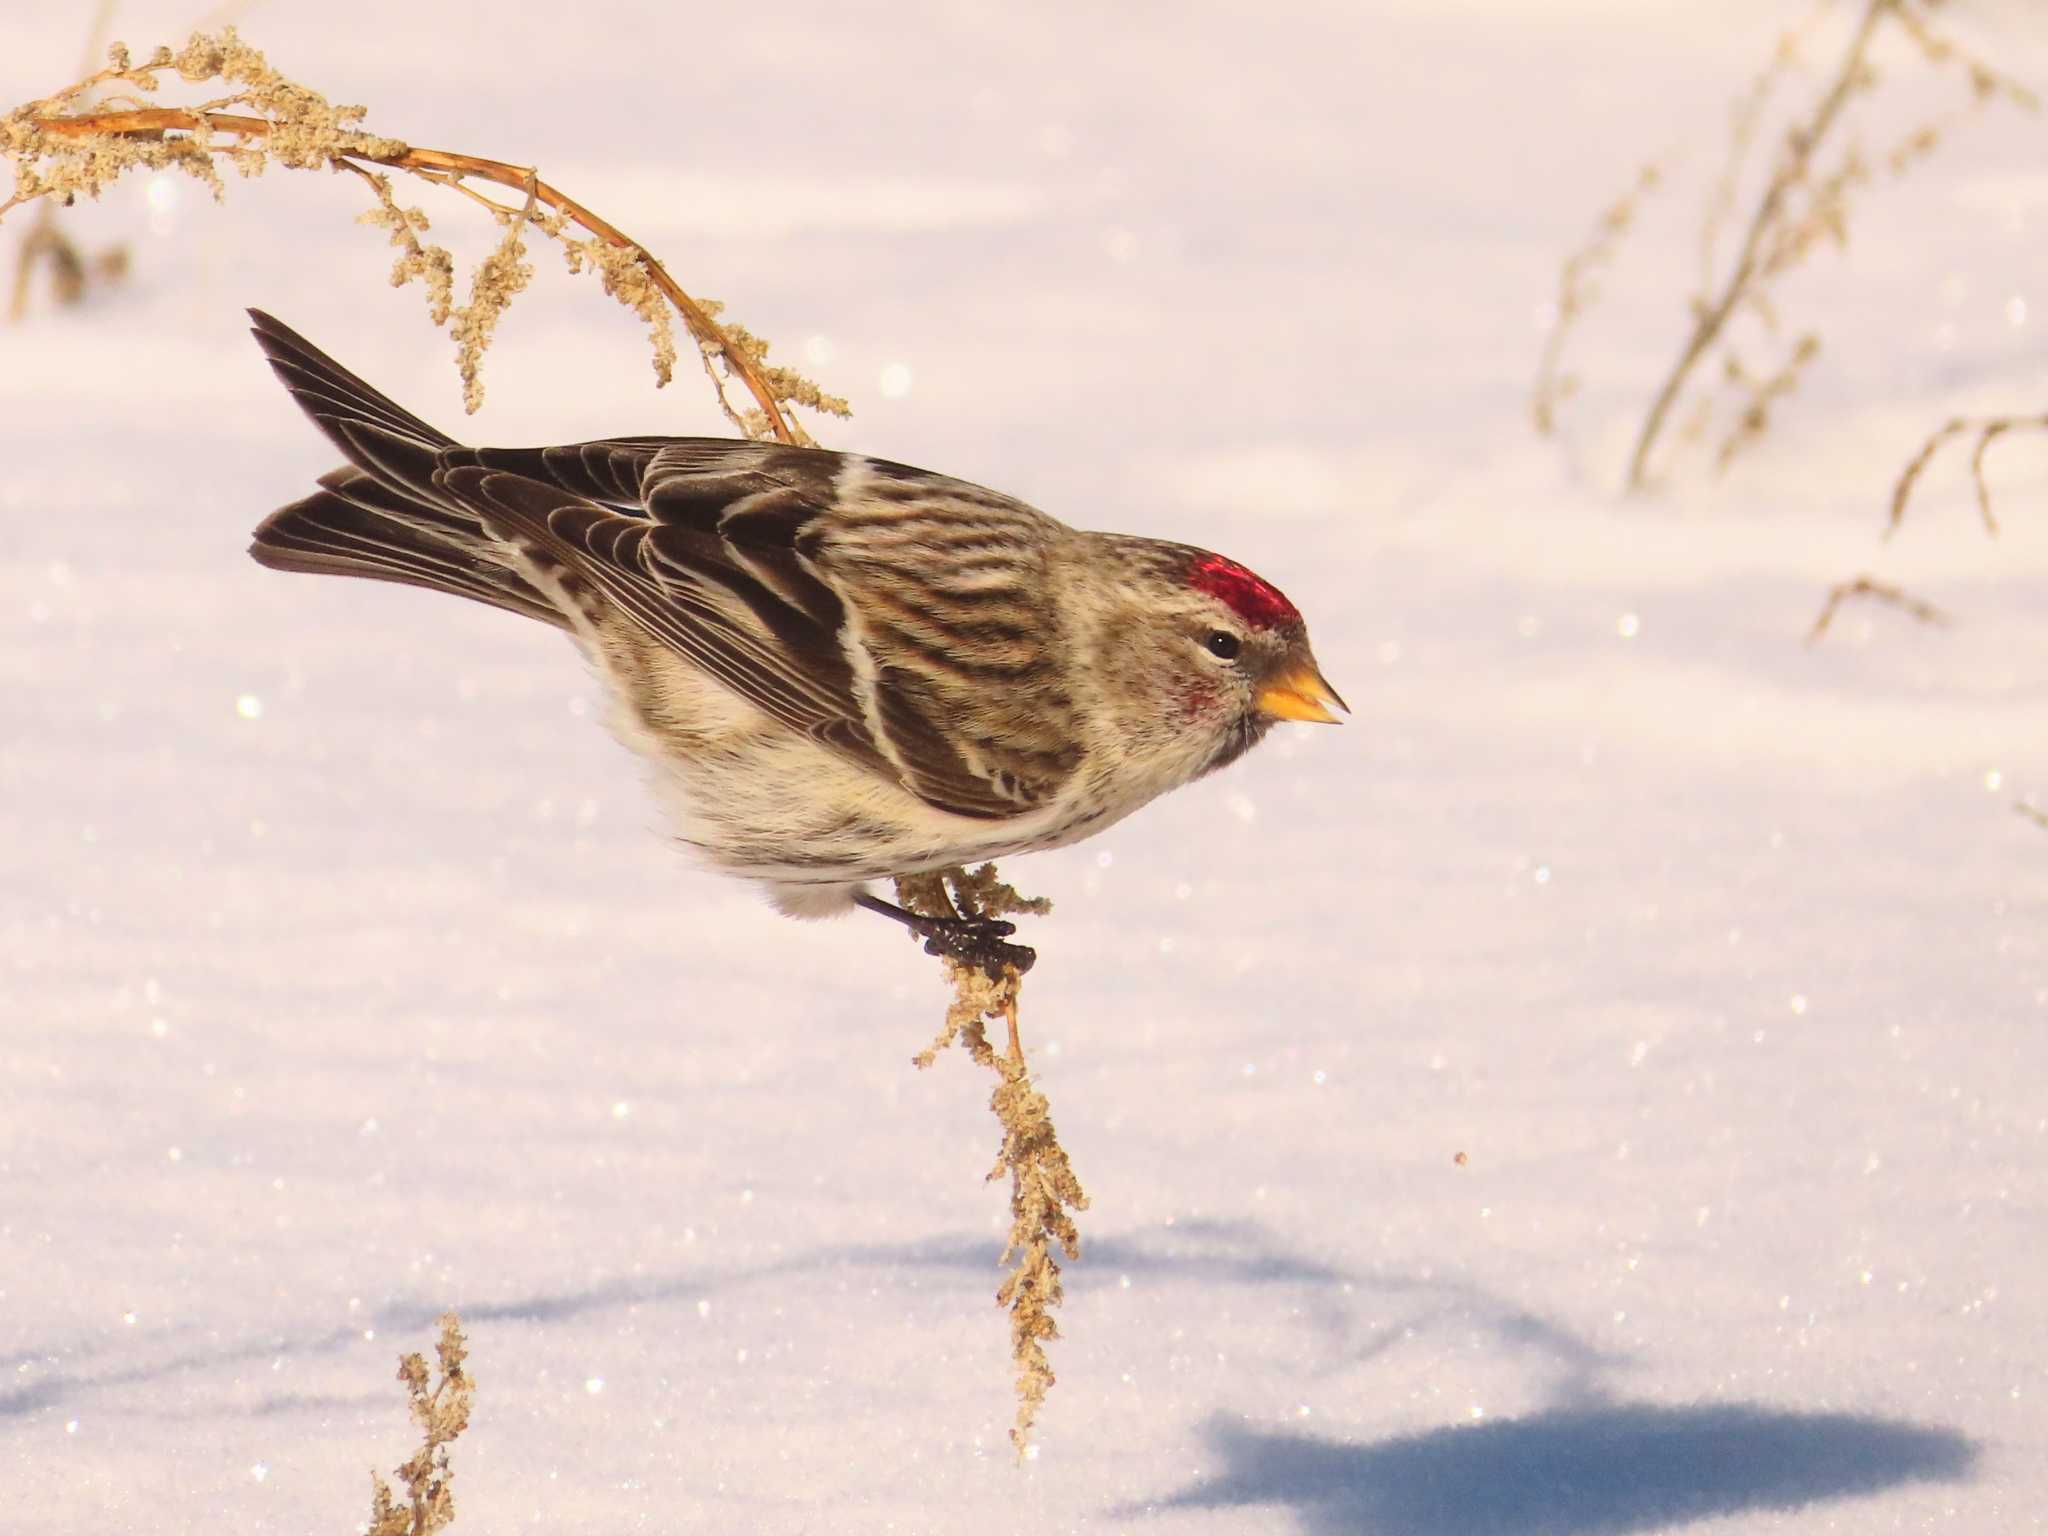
[{"xmin": 246, "ymin": 311, "xmax": 1345, "ymax": 973}]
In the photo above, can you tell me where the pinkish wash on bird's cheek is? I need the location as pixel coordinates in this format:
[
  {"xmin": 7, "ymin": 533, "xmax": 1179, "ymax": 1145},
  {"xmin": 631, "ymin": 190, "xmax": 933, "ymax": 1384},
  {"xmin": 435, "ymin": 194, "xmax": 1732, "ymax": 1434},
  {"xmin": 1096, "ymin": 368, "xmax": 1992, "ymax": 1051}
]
[{"xmin": 1174, "ymin": 679, "xmax": 1218, "ymax": 722}]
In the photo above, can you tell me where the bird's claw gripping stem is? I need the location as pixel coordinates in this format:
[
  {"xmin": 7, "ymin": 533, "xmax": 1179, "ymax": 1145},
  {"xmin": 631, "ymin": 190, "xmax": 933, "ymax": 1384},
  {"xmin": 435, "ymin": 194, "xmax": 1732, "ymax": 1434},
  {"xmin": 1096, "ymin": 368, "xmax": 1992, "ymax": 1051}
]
[
  {"xmin": 914, "ymin": 915, "xmax": 1035, "ymax": 981},
  {"xmin": 854, "ymin": 892, "xmax": 1036, "ymax": 980}
]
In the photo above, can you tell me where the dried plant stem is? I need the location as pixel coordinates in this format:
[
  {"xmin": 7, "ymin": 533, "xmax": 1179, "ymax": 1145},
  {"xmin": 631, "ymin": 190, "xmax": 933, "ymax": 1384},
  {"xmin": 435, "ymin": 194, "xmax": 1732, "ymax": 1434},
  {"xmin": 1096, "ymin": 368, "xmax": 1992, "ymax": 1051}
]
[
  {"xmin": 1827, "ymin": 387, "xmax": 2046, "ymax": 657},
  {"xmin": 7, "ymin": 0, "xmax": 125, "ymax": 321},
  {"xmin": 368, "ymin": 1314, "xmax": 473, "ymax": 1536},
  {"xmin": 1616, "ymin": 0, "xmax": 2037, "ymax": 489},
  {"xmin": 1889, "ymin": 412, "xmax": 2048, "ymax": 538},
  {"xmin": 1627, "ymin": 0, "xmax": 1890, "ymax": 491},
  {"xmin": 1531, "ymin": 162, "xmax": 1659, "ymax": 435},
  {"xmin": 1805, "ymin": 573, "xmax": 1949, "ymax": 644},
  {"xmin": 29, "ymin": 104, "xmax": 800, "ymax": 443},
  {"xmin": 903, "ymin": 866, "xmax": 1083, "ymax": 1458},
  {"xmin": 7, "ymin": 211, "xmax": 83, "ymax": 318},
  {"xmin": 5, "ymin": 32, "xmax": 847, "ymax": 440},
  {"xmin": 1714, "ymin": 331, "xmax": 1820, "ymax": 471},
  {"xmin": 1699, "ymin": 5, "xmax": 1830, "ymax": 298}
]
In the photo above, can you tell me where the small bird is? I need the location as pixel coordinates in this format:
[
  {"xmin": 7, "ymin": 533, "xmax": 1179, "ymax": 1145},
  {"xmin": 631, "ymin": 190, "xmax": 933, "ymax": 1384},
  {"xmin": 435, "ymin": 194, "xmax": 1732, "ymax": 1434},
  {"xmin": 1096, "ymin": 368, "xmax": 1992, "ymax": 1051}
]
[{"xmin": 246, "ymin": 311, "xmax": 1345, "ymax": 973}]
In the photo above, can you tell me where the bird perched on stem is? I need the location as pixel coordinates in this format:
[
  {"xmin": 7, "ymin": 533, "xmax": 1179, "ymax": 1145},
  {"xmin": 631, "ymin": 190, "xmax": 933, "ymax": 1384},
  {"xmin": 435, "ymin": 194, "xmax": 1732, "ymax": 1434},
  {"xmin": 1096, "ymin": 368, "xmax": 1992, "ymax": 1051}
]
[{"xmin": 246, "ymin": 311, "xmax": 1345, "ymax": 974}]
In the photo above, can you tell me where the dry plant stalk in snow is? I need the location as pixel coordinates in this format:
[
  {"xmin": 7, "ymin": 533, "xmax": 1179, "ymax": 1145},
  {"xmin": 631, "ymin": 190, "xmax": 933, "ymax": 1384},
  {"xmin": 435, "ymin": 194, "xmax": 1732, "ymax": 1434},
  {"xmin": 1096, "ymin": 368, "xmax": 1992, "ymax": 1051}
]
[
  {"xmin": 1804, "ymin": 573, "xmax": 1949, "ymax": 643},
  {"xmin": 1538, "ymin": 0, "xmax": 2036, "ymax": 489},
  {"xmin": 6, "ymin": 26, "xmax": 1087, "ymax": 1451},
  {"xmin": 1808, "ymin": 408, "xmax": 2043, "ymax": 644},
  {"xmin": 1629, "ymin": 0, "xmax": 2037, "ymax": 488},
  {"xmin": 902, "ymin": 866, "xmax": 1086, "ymax": 1457},
  {"xmin": 0, "ymin": 30, "xmax": 846, "ymax": 437},
  {"xmin": 367, "ymin": 1314, "xmax": 474, "ymax": 1536},
  {"xmin": 6, "ymin": 202, "xmax": 127, "ymax": 320},
  {"xmin": 1531, "ymin": 162, "xmax": 1659, "ymax": 435},
  {"xmin": 6, "ymin": 0, "xmax": 128, "ymax": 321},
  {"xmin": 1888, "ymin": 410, "xmax": 2048, "ymax": 538}
]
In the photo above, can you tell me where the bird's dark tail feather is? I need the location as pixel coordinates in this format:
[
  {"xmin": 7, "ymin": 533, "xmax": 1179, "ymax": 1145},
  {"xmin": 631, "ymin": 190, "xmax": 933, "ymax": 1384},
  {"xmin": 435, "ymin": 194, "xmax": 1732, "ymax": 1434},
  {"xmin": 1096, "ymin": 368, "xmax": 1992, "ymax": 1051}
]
[{"xmin": 246, "ymin": 308, "xmax": 563, "ymax": 629}]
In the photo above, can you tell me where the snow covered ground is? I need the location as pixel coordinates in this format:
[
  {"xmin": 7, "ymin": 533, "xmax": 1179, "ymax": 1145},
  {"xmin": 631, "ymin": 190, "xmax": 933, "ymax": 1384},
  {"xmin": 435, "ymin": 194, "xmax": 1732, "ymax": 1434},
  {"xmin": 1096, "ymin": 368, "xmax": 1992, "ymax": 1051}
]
[{"xmin": 6, "ymin": 2, "xmax": 2048, "ymax": 1531}]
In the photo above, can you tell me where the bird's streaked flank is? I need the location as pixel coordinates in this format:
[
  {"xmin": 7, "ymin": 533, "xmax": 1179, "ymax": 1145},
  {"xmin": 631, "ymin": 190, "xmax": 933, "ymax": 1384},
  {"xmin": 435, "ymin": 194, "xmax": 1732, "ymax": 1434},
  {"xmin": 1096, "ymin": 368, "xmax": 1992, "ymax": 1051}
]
[{"xmin": 247, "ymin": 310, "xmax": 1344, "ymax": 972}]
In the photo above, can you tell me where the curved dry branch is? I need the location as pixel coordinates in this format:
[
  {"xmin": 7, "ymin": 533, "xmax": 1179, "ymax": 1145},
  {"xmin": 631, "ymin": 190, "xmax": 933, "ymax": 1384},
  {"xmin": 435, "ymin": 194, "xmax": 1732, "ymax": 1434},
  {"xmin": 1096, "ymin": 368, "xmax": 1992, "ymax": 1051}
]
[
  {"xmin": 1889, "ymin": 411, "xmax": 2048, "ymax": 538},
  {"xmin": 1806, "ymin": 573, "xmax": 1949, "ymax": 644},
  {"xmin": 4, "ymin": 34, "xmax": 848, "ymax": 441},
  {"xmin": 28, "ymin": 105, "xmax": 806, "ymax": 442}
]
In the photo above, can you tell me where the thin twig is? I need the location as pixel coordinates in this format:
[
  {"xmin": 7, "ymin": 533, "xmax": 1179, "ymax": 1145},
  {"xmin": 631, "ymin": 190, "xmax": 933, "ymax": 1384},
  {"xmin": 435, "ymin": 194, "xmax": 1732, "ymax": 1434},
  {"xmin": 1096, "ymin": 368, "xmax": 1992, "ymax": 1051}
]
[
  {"xmin": 1628, "ymin": 0, "xmax": 1892, "ymax": 491},
  {"xmin": 7, "ymin": 0, "xmax": 122, "ymax": 321},
  {"xmin": 1700, "ymin": 2, "xmax": 1833, "ymax": 297},
  {"xmin": 1531, "ymin": 162, "xmax": 1659, "ymax": 435},
  {"xmin": 1889, "ymin": 412, "xmax": 2048, "ymax": 538},
  {"xmin": 1806, "ymin": 574, "xmax": 1950, "ymax": 644},
  {"xmin": 29, "ymin": 104, "xmax": 803, "ymax": 444},
  {"xmin": 1968, "ymin": 419, "xmax": 2013, "ymax": 535}
]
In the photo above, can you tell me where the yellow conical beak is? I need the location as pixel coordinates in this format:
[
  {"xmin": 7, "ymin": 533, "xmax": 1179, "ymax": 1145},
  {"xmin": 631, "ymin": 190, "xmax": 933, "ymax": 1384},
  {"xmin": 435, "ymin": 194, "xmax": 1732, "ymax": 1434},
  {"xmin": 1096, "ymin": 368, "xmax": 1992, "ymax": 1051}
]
[{"xmin": 1255, "ymin": 660, "xmax": 1348, "ymax": 724}]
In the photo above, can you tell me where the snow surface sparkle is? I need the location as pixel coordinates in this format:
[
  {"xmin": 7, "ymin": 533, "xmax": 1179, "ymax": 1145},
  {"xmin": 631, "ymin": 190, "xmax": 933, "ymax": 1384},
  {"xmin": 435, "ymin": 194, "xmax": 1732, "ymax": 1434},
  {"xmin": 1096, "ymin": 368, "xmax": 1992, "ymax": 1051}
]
[{"xmin": 5, "ymin": 2, "xmax": 2046, "ymax": 1531}]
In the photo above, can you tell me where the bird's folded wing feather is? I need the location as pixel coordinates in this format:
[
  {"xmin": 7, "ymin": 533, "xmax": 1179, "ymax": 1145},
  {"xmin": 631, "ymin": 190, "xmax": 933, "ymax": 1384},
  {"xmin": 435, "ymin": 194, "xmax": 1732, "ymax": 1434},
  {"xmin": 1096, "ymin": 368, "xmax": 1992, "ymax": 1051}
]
[{"xmin": 436, "ymin": 443, "xmax": 1076, "ymax": 822}]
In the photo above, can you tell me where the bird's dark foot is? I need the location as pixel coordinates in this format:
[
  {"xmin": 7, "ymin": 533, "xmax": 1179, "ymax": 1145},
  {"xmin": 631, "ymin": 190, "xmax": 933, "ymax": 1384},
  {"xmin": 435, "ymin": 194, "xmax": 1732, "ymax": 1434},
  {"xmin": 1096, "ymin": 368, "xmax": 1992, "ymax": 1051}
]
[
  {"xmin": 854, "ymin": 893, "xmax": 1037, "ymax": 980},
  {"xmin": 914, "ymin": 914, "xmax": 1036, "ymax": 981}
]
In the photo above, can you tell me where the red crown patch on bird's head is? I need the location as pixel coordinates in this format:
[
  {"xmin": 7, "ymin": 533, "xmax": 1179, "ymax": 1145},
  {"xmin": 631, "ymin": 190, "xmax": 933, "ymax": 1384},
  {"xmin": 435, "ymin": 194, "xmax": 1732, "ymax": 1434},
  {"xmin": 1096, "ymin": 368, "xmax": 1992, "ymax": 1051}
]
[{"xmin": 1187, "ymin": 552, "xmax": 1301, "ymax": 631}]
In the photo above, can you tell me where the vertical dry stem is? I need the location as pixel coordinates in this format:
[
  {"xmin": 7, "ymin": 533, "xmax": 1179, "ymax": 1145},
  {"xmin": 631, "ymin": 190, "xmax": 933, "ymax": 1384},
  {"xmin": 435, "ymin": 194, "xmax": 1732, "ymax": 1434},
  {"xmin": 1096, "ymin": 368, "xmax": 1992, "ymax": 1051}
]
[
  {"xmin": 6, "ymin": 0, "xmax": 127, "ymax": 320},
  {"xmin": 1627, "ymin": 0, "xmax": 1892, "ymax": 490},
  {"xmin": 1531, "ymin": 162, "xmax": 1659, "ymax": 435},
  {"xmin": 367, "ymin": 1313, "xmax": 474, "ymax": 1536},
  {"xmin": 904, "ymin": 866, "xmax": 1085, "ymax": 1458}
]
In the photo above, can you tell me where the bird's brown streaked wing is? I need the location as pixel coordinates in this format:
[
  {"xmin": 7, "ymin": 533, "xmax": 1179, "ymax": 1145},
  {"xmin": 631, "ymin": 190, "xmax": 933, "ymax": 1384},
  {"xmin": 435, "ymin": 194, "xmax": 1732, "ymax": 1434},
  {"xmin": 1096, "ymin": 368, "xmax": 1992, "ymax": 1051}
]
[
  {"xmin": 438, "ymin": 464, "xmax": 1039, "ymax": 821},
  {"xmin": 250, "ymin": 305, "xmax": 1077, "ymax": 818},
  {"xmin": 460, "ymin": 438, "xmax": 675, "ymax": 511},
  {"xmin": 639, "ymin": 444, "xmax": 1077, "ymax": 819},
  {"xmin": 803, "ymin": 471, "xmax": 1086, "ymax": 814},
  {"xmin": 442, "ymin": 466, "xmax": 869, "ymax": 738},
  {"xmin": 640, "ymin": 443, "xmax": 859, "ymax": 634}
]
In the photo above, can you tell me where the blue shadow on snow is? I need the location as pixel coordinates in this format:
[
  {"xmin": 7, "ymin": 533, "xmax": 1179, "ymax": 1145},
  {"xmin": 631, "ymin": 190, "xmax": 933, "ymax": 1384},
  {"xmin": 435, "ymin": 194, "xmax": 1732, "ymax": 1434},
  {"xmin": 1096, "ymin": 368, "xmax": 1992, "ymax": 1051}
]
[{"xmin": 1128, "ymin": 1403, "xmax": 1975, "ymax": 1535}]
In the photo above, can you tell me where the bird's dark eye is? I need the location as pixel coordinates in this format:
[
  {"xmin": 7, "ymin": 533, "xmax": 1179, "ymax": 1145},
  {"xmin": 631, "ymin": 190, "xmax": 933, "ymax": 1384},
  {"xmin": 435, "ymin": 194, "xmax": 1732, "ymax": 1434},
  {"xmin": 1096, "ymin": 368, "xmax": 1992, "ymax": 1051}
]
[{"xmin": 1205, "ymin": 630, "xmax": 1242, "ymax": 660}]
